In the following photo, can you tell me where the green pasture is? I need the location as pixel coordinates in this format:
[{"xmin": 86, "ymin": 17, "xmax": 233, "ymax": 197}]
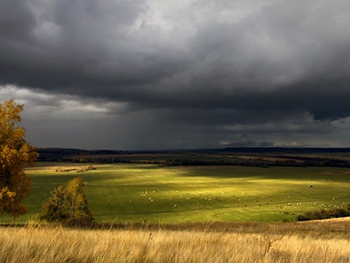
[{"xmin": 1, "ymin": 163, "xmax": 350, "ymax": 224}]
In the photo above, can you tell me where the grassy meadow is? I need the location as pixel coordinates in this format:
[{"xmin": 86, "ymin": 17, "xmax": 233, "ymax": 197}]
[
  {"xmin": 1, "ymin": 162, "xmax": 350, "ymax": 224},
  {"xmin": 2, "ymin": 163, "xmax": 350, "ymax": 262}
]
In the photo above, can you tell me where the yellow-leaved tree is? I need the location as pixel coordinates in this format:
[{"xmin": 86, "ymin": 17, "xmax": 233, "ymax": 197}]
[
  {"xmin": 0, "ymin": 99, "xmax": 38, "ymax": 218},
  {"xmin": 40, "ymin": 177, "xmax": 94, "ymax": 225}
]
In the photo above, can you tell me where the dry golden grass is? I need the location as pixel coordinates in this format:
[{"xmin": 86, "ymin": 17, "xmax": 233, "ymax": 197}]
[{"xmin": 1, "ymin": 219, "xmax": 350, "ymax": 263}]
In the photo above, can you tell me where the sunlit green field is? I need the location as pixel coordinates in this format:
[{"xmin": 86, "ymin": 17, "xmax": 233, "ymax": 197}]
[{"xmin": 2, "ymin": 163, "xmax": 350, "ymax": 224}]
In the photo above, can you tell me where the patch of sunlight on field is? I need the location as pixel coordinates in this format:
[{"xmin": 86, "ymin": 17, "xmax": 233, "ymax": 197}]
[{"xmin": 2, "ymin": 163, "xmax": 350, "ymax": 224}]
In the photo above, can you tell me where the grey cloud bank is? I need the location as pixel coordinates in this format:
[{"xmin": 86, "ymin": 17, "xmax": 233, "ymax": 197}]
[{"xmin": 1, "ymin": 0, "xmax": 350, "ymax": 150}]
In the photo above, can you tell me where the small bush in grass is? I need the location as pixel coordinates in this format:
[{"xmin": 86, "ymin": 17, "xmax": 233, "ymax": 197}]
[{"xmin": 40, "ymin": 177, "xmax": 94, "ymax": 226}]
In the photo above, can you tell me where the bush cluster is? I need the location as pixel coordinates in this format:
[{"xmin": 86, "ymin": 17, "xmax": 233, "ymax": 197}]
[{"xmin": 297, "ymin": 204, "xmax": 350, "ymax": 221}]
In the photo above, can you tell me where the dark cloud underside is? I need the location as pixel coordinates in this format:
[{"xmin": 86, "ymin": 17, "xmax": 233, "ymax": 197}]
[{"xmin": 1, "ymin": 0, "xmax": 350, "ymax": 149}]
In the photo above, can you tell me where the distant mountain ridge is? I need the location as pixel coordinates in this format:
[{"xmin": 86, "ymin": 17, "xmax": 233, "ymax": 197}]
[{"xmin": 221, "ymin": 147, "xmax": 350, "ymax": 154}]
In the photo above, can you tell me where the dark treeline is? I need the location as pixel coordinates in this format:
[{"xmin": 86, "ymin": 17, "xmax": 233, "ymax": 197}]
[{"xmin": 37, "ymin": 147, "xmax": 350, "ymax": 168}]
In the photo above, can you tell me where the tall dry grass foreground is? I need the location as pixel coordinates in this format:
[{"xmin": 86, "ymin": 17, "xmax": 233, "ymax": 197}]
[{"xmin": 1, "ymin": 220, "xmax": 350, "ymax": 263}]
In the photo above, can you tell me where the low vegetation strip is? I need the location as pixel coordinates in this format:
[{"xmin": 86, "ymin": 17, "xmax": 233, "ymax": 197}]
[{"xmin": 297, "ymin": 207, "xmax": 350, "ymax": 221}]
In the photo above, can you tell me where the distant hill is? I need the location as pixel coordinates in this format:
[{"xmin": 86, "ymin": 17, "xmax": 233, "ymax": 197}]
[{"xmin": 221, "ymin": 147, "xmax": 350, "ymax": 154}]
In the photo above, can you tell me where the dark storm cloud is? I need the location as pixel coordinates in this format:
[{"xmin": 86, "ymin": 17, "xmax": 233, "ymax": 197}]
[{"xmin": 1, "ymin": 0, "xmax": 350, "ymax": 149}]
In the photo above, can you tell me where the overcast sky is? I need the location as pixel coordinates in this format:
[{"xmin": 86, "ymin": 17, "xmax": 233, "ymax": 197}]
[{"xmin": 1, "ymin": 0, "xmax": 350, "ymax": 150}]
